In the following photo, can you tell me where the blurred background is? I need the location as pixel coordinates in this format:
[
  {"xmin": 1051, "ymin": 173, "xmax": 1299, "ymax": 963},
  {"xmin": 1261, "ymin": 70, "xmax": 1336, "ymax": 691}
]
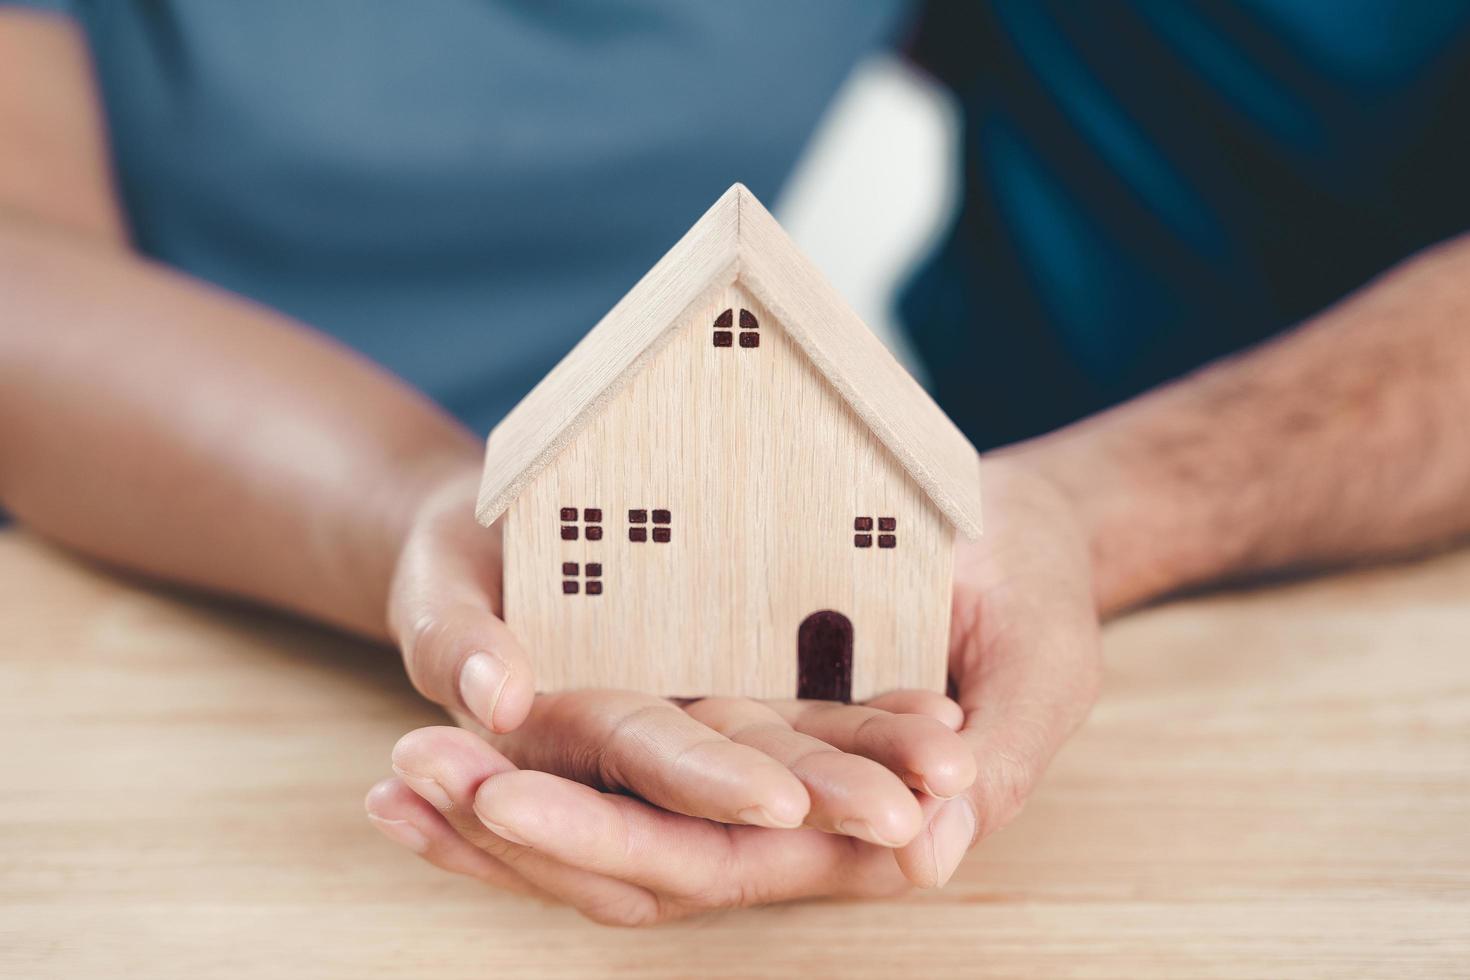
[{"xmin": 775, "ymin": 53, "xmax": 957, "ymax": 381}]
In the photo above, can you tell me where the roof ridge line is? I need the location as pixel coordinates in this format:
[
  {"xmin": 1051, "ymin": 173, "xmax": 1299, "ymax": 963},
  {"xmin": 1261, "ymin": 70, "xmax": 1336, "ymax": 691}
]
[{"xmin": 475, "ymin": 183, "xmax": 981, "ymax": 537}]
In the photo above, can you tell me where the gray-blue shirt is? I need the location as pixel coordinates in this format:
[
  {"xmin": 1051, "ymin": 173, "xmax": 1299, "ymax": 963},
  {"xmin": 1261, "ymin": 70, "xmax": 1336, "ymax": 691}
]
[{"xmin": 13, "ymin": 0, "xmax": 907, "ymax": 431}]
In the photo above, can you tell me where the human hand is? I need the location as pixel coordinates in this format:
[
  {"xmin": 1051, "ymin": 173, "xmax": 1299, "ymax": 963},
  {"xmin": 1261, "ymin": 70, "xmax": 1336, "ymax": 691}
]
[
  {"xmin": 367, "ymin": 456, "xmax": 1100, "ymax": 921},
  {"xmin": 386, "ymin": 469, "xmax": 975, "ymax": 820},
  {"xmin": 892, "ymin": 454, "xmax": 1102, "ymax": 885},
  {"xmin": 365, "ymin": 684, "xmax": 976, "ymax": 925},
  {"xmin": 386, "ymin": 469, "xmax": 538, "ymax": 734}
]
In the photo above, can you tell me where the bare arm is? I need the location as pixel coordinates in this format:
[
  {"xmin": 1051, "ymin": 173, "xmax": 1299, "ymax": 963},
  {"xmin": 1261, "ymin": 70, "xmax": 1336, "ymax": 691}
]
[
  {"xmin": 0, "ymin": 20, "xmax": 981, "ymax": 865},
  {"xmin": 1013, "ymin": 232, "xmax": 1470, "ymax": 614},
  {"xmin": 857, "ymin": 230, "xmax": 1470, "ymax": 897},
  {"xmin": 0, "ymin": 11, "xmax": 479, "ymax": 639}
]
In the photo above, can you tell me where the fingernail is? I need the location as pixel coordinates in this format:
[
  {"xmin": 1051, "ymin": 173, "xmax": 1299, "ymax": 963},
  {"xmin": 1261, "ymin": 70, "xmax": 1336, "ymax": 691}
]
[
  {"xmin": 368, "ymin": 814, "xmax": 430, "ymax": 853},
  {"xmin": 473, "ymin": 805, "xmax": 532, "ymax": 847},
  {"xmin": 391, "ymin": 766, "xmax": 453, "ymax": 811},
  {"xmin": 837, "ymin": 818, "xmax": 904, "ymax": 847},
  {"xmin": 458, "ymin": 651, "xmax": 510, "ymax": 729},
  {"xmin": 930, "ymin": 797, "xmax": 977, "ymax": 888},
  {"xmin": 737, "ymin": 805, "xmax": 803, "ymax": 829}
]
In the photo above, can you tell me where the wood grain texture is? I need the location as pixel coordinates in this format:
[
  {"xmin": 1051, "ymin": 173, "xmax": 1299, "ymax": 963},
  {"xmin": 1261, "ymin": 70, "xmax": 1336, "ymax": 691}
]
[
  {"xmin": 734, "ymin": 186, "xmax": 981, "ymax": 538},
  {"xmin": 475, "ymin": 185, "xmax": 741, "ymax": 527},
  {"xmin": 476, "ymin": 184, "xmax": 981, "ymax": 539},
  {"xmin": 4, "ymin": 530, "xmax": 1468, "ymax": 978},
  {"xmin": 502, "ymin": 283, "xmax": 953, "ymax": 701}
]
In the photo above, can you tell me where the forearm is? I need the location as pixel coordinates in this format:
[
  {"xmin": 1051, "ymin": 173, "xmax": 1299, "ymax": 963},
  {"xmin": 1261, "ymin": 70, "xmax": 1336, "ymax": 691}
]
[
  {"xmin": 0, "ymin": 219, "xmax": 480, "ymax": 639},
  {"xmin": 1010, "ymin": 233, "xmax": 1470, "ymax": 616}
]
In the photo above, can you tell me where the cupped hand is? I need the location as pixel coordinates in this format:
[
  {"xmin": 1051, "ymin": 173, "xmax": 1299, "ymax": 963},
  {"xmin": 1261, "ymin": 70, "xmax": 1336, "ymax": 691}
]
[
  {"xmin": 368, "ymin": 456, "xmax": 1102, "ymax": 923},
  {"xmin": 886, "ymin": 455, "xmax": 1102, "ymax": 885},
  {"xmin": 366, "ymin": 716, "xmax": 949, "ymax": 926},
  {"xmin": 366, "ymin": 676, "xmax": 975, "ymax": 923},
  {"xmin": 386, "ymin": 469, "xmax": 536, "ymax": 735},
  {"xmin": 384, "ymin": 469, "xmax": 976, "ymax": 837}
]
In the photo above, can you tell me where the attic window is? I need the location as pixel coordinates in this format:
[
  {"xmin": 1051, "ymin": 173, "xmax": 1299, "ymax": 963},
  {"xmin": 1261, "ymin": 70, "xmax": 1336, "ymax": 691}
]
[{"xmin": 713, "ymin": 308, "xmax": 759, "ymax": 348}]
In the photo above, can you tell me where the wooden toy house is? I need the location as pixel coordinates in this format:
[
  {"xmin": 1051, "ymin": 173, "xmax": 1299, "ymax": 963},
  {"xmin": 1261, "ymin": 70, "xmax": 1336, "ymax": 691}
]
[{"xmin": 475, "ymin": 184, "xmax": 981, "ymax": 702}]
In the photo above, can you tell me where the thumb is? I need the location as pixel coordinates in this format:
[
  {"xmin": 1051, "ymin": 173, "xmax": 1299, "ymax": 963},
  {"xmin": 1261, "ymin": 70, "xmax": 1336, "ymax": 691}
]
[
  {"xmin": 399, "ymin": 599, "xmax": 535, "ymax": 734},
  {"xmin": 389, "ymin": 507, "xmax": 536, "ymax": 734}
]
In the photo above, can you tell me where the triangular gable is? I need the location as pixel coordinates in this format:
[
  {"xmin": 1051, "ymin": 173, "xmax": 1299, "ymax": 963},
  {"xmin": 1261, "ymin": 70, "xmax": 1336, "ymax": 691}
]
[{"xmin": 476, "ymin": 184, "xmax": 981, "ymax": 538}]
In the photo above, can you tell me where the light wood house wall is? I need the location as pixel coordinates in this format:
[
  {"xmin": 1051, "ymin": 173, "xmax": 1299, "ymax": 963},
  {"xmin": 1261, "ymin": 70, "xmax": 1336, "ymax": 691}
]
[{"xmin": 503, "ymin": 284, "xmax": 952, "ymax": 700}]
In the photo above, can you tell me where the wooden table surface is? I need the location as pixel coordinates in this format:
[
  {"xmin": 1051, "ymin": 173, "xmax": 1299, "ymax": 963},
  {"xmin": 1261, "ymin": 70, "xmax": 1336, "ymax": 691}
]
[{"xmin": 2, "ymin": 530, "xmax": 1467, "ymax": 979}]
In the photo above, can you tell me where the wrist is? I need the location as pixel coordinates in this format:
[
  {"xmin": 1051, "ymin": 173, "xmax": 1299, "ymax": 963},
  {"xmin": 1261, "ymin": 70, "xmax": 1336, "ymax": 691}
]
[
  {"xmin": 996, "ymin": 423, "xmax": 1237, "ymax": 618},
  {"xmin": 338, "ymin": 439, "xmax": 482, "ymax": 641}
]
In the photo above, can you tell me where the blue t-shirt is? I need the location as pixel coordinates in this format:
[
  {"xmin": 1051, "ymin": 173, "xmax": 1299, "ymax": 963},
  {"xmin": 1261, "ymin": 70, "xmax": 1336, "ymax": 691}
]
[
  {"xmin": 902, "ymin": 1, "xmax": 1470, "ymax": 445},
  {"xmin": 10, "ymin": 1, "xmax": 1470, "ymax": 448}
]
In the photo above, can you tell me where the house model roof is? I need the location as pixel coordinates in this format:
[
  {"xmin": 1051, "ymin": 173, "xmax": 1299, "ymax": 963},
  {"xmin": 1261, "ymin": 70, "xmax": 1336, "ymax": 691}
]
[{"xmin": 475, "ymin": 183, "xmax": 982, "ymax": 538}]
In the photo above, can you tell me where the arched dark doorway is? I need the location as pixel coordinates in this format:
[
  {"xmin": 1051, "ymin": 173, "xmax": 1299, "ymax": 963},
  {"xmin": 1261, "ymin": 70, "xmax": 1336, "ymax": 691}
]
[{"xmin": 797, "ymin": 611, "xmax": 853, "ymax": 702}]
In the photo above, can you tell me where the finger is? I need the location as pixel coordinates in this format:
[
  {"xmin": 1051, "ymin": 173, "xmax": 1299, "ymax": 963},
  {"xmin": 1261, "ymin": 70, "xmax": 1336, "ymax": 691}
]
[
  {"xmin": 682, "ymin": 697, "xmax": 923, "ymax": 847},
  {"xmin": 490, "ymin": 691, "xmax": 810, "ymax": 829},
  {"xmin": 389, "ymin": 512, "xmax": 535, "ymax": 734},
  {"xmin": 893, "ymin": 792, "xmax": 978, "ymax": 889},
  {"xmin": 864, "ymin": 689, "xmax": 964, "ymax": 730},
  {"xmin": 474, "ymin": 767, "xmax": 912, "ymax": 906},
  {"xmin": 955, "ymin": 570, "xmax": 1102, "ymax": 835},
  {"xmin": 364, "ymin": 776, "xmax": 540, "ymax": 898},
  {"xmin": 926, "ymin": 569, "xmax": 1102, "ymax": 888},
  {"xmin": 765, "ymin": 701, "xmax": 978, "ymax": 800},
  {"xmin": 392, "ymin": 726, "xmax": 666, "ymax": 926}
]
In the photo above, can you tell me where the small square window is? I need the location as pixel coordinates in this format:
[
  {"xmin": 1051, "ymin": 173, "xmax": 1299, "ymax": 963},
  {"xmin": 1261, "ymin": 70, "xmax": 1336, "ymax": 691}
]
[
  {"xmin": 585, "ymin": 580, "xmax": 603, "ymax": 596},
  {"xmin": 628, "ymin": 509, "xmax": 647, "ymax": 523},
  {"xmin": 562, "ymin": 580, "xmax": 579, "ymax": 594},
  {"xmin": 584, "ymin": 508, "xmax": 602, "ymax": 522},
  {"xmin": 652, "ymin": 527, "xmax": 671, "ymax": 543},
  {"xmin": 586, "ymin": 525, "xmax": 603, "ymax": 541},
  {"xmin": 652, "ymin": 509, "xmax": 671, "ymax": 524},
  {"xmin": 878, "ymin": 534, "xmax": 897, "ymax": 549},
  {"xmin": 713, "ymin": 331, "xmax": 733, "ymax": 347},
  {"xmin": 562, "ymin": 562, "xmax": 578, "ymax": 576},
  {"xmin": 739, "ymin": 309, "xmax": 758, "ymax": 330},
  {"xmin": 629, "ymin": 527, "xmax": 647, "ymax": 543},
  {"xmin": 739, "ymin": 332, "xmax": 759, "ymax": 348},
  {"xmin": 585, "ymin": 563, "xmax": 602, "ymax": 577},
  {"xmin": 715, "ymin": 308, "xmax": 733, "ymax": 330},
  {"xmin": 854, "ymin": 517, "xmax": 873, "ymax": 531},
  {"xmin": 561, "ymin": 525, "xmax": 578, "ymax": 541},
  {"xmin": 878, "ymin": 517, "xmax": 897, "ymax": 531},
  {"xmin": 854, "ymin": 534, "xmax": 873, "ymax": 548},
  {"xmin": 559, "ymin": 507, "xmax": 577, "ymax": 522}
]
